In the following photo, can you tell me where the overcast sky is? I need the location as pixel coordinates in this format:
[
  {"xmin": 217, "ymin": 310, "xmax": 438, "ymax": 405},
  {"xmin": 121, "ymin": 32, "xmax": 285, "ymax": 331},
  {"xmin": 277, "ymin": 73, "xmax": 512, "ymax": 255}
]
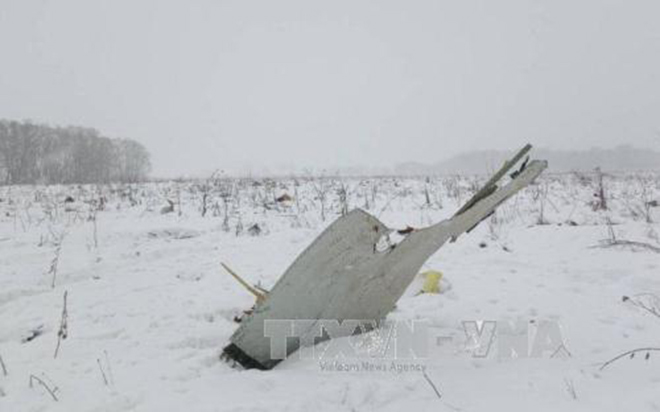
[{"xmin": 1, "ymin": 1, "xmax": 659, "ymax": 176}]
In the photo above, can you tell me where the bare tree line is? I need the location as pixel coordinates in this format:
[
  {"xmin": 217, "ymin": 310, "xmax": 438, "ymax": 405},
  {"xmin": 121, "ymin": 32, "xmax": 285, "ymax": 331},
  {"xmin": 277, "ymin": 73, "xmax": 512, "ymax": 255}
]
[{"xmin": 0, "ymin": 119, "xmax": 151, "ymax": 185}]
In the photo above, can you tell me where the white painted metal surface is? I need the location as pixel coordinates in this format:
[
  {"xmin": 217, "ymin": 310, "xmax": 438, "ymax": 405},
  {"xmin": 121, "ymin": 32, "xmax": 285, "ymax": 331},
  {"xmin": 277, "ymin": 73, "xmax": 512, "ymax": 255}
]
[{"xmin": 227, "ymin": 160, "xmax": 548, "ymax": 369}]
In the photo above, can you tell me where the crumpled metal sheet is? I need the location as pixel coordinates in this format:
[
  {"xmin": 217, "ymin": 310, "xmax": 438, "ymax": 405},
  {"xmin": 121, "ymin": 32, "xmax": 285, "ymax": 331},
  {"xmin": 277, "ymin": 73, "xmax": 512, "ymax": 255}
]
[{"xmin": 225, "ymin": 159, "xmax": 548, "ymax": 369}]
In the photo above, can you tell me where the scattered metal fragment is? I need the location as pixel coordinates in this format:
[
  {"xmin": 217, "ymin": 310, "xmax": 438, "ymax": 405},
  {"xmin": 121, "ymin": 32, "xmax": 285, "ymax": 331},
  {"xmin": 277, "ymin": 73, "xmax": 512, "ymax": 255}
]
[{"xmin": 223, "ymin": 145, "xmax": 548, "ymax": 369}]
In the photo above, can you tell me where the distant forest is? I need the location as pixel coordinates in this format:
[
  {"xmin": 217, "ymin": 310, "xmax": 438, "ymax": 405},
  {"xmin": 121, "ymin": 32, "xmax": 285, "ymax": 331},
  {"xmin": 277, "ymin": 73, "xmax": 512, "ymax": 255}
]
[{"xmin": 0, "ymin": 120, "xmax": 151, "ymax": 185}]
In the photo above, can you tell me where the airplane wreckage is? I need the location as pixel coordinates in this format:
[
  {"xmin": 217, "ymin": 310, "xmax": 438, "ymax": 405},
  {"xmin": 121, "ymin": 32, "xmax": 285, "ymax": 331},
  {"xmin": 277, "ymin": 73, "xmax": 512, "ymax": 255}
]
[{"xmin": 222, "ymin": 145, "xmax": 548, "ymax": 370}]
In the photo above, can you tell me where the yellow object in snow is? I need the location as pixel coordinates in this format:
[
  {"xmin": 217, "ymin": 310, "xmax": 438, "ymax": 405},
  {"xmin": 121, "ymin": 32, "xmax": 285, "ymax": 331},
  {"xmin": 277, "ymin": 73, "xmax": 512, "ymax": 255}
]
[{"xmin": 421, "ymin": 270, "xmax": 443, "ymax": 294}]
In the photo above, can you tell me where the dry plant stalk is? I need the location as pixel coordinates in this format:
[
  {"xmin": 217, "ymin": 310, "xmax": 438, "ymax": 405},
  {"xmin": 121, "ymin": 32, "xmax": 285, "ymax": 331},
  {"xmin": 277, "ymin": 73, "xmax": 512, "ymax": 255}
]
[
  {"xmin": 29, "ymin": 374, "xmax": 59, "ymax": 402},
  {"xmin": 564, "ymin": 378, "xmax": 578, "ymax": 400},
  {"xmin": 54, "ymin": 291, "xmax": 69, "ymax": 358},
  {"xmin": 622, "ymin": 294, "xmax": 660, "ymax": 319},
  {"xmin": 97, "ymin": 358, "xmax": 109, "ymax": 386},
  {"xmin": 422, "ymin": 371, "xmax": 442, "ymax": 400},
  {"xmin": 0, "ymin": 354, "xmax": 7, "ymax": 376},
  {"xmin": 600, "ymin": 347, "xmax": 660, "ymax": 371},
  {"xmin": 48, "ymin": 231, "xmax": 66, "ymax": 289}
]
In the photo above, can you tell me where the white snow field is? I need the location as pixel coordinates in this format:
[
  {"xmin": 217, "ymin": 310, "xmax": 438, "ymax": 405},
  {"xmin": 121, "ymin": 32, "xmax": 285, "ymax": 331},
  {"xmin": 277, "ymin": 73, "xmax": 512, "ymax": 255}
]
[{"xmin": 0, "ymin": 172, "xmax": 659, "ymax": 412}]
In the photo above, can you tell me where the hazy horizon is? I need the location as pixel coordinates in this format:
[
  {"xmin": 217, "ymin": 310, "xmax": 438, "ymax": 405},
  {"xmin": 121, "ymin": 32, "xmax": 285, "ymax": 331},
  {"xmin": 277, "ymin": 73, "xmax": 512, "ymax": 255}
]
[{"xmin": 2, "ymin": 1, "xmax": 659, "ymax": 176}]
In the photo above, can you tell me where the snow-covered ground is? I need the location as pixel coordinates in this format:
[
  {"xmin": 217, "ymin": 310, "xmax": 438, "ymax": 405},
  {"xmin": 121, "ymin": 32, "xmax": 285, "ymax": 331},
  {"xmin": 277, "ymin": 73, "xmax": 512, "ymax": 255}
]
[{"xmin": 1, "ymin": 172, "xmax": 659, "ymax": 411}]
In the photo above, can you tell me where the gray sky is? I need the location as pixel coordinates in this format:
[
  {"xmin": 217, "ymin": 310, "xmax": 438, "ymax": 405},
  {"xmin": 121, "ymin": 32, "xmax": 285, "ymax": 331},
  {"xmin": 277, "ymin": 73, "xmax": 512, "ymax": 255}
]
[{"xmin": 1, "ymin": 1, "xmax": 659, "ymax": 176}]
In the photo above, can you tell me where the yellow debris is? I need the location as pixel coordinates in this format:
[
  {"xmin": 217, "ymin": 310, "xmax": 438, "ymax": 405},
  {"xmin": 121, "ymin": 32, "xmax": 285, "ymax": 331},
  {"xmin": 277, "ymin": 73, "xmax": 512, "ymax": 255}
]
[{"xmin": 420, "ymin": 270, "xmax": 443, "ymax": 294}]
